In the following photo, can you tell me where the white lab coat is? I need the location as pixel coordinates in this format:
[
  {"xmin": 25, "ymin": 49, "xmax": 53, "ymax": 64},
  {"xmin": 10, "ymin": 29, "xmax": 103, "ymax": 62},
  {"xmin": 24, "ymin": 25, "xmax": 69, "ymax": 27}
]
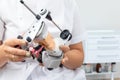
[{"xmin": 0, "ymin": 0, "xmax": 87, "ymax": 80}]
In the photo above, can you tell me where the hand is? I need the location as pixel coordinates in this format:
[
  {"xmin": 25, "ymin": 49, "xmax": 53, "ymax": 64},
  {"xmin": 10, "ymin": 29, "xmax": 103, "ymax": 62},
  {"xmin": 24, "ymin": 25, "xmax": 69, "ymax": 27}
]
[
  {"xmin": 59, "ymin": 45, "xmax": 70, "ymax": 64},
  {"xmin": 0, "ymin": 39, "xmax": 29, "ymax": 67},
  {"xmin": 59, "ymin": 42, "xmax": 84, "ymax": 69},
  {"xmin": 34, "ymin": 33, "xmax": 55, "ymax": 50}
]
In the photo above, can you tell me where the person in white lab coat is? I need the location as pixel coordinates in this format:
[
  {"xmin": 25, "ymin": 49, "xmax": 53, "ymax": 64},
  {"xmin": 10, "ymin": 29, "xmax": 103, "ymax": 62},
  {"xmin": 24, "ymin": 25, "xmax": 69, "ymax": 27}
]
[{"xmin": 0, "ymin": 0, "xmax": 86, "ymax": 80}]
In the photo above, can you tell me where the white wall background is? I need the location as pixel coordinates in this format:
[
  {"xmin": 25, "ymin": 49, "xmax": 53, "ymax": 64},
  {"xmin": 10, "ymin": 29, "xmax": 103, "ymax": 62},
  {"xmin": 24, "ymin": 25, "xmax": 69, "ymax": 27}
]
[
  {"xmin": 75, "ymin": 0, "xmax": 120, "ymax": 79},
  {"xmin": 76, "ymin": 0, "xmax": 120, "ymax": 30}
]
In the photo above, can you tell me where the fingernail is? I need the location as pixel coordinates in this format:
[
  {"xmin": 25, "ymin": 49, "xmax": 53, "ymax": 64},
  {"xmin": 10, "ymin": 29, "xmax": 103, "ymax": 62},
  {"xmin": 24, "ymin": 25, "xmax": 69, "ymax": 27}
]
[
  {"xmin": 26, "ymin": 52, "xmax": 31, "ymax": 57},
  {"xmin": 62, "ymin": 57, "xmax": 68, "ymax": 63}
]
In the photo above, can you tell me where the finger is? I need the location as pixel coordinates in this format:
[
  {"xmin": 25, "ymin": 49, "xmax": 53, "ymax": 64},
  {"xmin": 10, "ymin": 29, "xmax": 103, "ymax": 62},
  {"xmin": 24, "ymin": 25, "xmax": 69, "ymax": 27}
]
[
  {"xmin": 6, "ymin": 54, "xmax": 25, "ymax": 62},
  {"xmin": 4, "ymin": 38, "xmax": 27, "ymax": 47},
  {"xmin": 4, "ymin": 46, "xmax": 28, "ymax": 56},
  {"xmin": 0, "ymin": 40, "xmax": 3, "ymax": 45},
  {"xmin": 59, "ymin": 45, "xmax": 70, "ymax": 53},
  {"xmin": 39, "ymin": 40, "xmax": 48, "ymax": 47},
  {"xmin": 61, "ymin": 55, "xmax": 69, "ymax": 64}
]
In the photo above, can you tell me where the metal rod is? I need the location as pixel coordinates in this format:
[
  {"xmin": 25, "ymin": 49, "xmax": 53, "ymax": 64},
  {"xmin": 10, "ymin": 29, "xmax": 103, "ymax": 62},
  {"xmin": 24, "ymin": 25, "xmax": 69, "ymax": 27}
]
[
  {"xmin": 20, "ymin": 0, "xmax": 37, "ymax": 17},
  {"xmin": 51, "ymin": 20, "xmax": 62, "ymax": 32}
]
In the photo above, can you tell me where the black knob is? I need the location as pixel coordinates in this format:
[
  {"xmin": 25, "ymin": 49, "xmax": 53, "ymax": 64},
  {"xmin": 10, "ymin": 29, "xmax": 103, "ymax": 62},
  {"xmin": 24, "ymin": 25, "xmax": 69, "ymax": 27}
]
[
  {"xmin": 20, "ymin": 0, "xmax": 24, "ymax": 4},
  {"xmin": 17, "ymin": 35, "xmax": 23, "ymax": 39},
  {"xmin": 26, "ymin": 37, "xmax": 32, "ymax": 42},
  {"xmin": 60, "ymin": 29, "xmax": 72, "ymax": 41},
  {"xmin": 36, "ymin": 15, "xmax": 41, "ymax": 20}
]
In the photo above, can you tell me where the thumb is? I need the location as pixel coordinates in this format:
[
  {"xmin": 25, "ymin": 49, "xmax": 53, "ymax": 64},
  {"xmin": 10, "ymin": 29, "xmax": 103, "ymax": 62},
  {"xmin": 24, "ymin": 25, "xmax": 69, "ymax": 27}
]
[
  {"xmin": 61, "ymin": 54, "xmax": 69, "ymax": 64},
  {"xmin": 59, "ymin": 45, "xmax": 70, "ymax": 53}
]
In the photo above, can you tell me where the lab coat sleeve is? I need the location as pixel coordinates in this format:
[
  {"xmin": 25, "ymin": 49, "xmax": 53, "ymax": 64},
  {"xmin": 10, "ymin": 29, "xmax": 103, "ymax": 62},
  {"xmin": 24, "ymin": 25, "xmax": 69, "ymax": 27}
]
[{"xmin": 0, "ymin": 18, "xmax": 5, "ymax": 41}]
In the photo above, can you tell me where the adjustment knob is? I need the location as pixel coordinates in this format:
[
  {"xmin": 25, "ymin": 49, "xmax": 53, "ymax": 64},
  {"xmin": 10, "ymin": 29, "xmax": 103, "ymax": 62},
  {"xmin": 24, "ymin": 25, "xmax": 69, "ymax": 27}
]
[
  {"xmin": 17, "ymin": 35, "xmax": 23, "ymax": 39},
  {"xmin": 26, "ymin": 37, "xmax": 32, "ymax": 42},
  {"xmin": 60, "ymin": 29, "xmax": 72, "ymax": 41}
]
